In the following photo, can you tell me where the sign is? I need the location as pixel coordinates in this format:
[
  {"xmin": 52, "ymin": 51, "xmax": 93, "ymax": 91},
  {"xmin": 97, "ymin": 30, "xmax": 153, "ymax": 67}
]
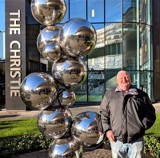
[{"xmin": 5, "ymin": 0, "xmax": 26, "ymax": 110}]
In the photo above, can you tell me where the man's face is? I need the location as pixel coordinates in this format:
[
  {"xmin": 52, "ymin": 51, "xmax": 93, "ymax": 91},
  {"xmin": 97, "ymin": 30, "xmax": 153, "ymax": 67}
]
[{"xmin": 117, "ymin": 71, "xmax": 131, "ymax": 92}]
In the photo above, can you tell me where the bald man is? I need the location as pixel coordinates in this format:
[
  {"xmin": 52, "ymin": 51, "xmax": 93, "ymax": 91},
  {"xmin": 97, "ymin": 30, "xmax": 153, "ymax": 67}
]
[{"xmin": 100, "ymin": 70, "xmax": 156, "ymax": 158}]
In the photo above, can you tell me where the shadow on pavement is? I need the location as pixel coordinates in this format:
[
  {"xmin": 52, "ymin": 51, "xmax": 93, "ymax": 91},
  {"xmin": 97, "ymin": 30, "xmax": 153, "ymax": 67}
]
[{"xmin": 0, "ymin": 114, "xmax": 20, "ymax": 119}]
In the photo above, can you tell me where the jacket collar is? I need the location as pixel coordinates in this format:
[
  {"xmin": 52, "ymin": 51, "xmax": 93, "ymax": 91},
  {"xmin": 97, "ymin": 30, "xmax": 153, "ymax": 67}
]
[{"xmin": 115, "ymin": 85, "xmax": 138, "ymax": 95}]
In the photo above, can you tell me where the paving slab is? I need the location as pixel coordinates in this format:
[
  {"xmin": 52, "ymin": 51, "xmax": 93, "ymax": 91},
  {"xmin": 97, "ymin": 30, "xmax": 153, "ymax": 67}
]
[{"xmin": 14, "ymin": 148, "xmax": 112, "ymax": 158}]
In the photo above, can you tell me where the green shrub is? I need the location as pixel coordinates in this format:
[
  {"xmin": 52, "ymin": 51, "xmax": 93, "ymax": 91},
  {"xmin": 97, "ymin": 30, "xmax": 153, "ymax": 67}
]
[
  {"xmin": 0, "ymin": 134, "xmax": 160, "ymax": 158},
  {"xmin": 144, "ymin": 135, "xmax": 160, "ymax": 158},
  {"xmin": 0, "ymin": 134, "xmax": 52, "ymax": 158}
]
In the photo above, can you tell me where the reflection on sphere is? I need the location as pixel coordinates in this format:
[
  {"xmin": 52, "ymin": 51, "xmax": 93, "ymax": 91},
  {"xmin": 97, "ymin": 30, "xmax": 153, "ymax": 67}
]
[
  {"xmin": 58, "ymin": 89, "xmax": 76, "ymax": 108},
  {"xmin": 71, "ymin": 111, "xmax": 105, "ymax": 149},
  {"xmin": 37, "ymin": 26, "xmax": 61, "ymax": 54},
  {"xmin": 48, "ymin": 138, "xmax": 82, "ymax": 158},
  {"xmin": 52, "ymin": 56, "xmax": 87, "ymax": 89},
  {"xmin": 31, "ymin": 0, "xmax": 66, "ymax": 26},
  {"xmin": 20, "ymin": 72, "xmax": 57, "ymax": 110},
  {"xmin": 46, "ymin": 105, "xmax": 73, "ymax": 117},
  {"xmin": 37, "ymin": 108, "xmax": 72, "ymax": 139},
  {"xmin": 42, "ymin": 42, "xmax": 61, "ymax": 62},
  {"xmin": 59, "ymin": 18, "xmax": 97, "ymax": 57}
]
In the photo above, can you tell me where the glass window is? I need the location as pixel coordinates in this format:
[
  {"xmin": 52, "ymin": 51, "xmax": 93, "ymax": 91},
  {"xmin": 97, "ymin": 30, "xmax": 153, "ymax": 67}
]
[
  {"xmin": 140, "ymin": 71, "xmax": 152, "ymax": 99},
  {"xmin": 88, "ymin": 0, "xmax": 104, "ymax": 22},
  {"xmin": 88, "ymin": 70, "xmax": 105, "ymax": 101},
  {"xmin": 123, "ymin": 23, "xmax": 139, "ymax": 70},
  {"xmin": 140, "ymin": 0, "xmax": 152, "ymax": 25},
  {"xmin": 105, "ymin": 70, "xmax": 118, "ymax": 91},
  {"xmin": 129, "ymin": 70, "xmax": 140, "ymax": 88},
  {"xmin": 93, "ymin": 24, "xmax": 105, "ymax": 49},
  {"xmin": 123, "ymin": 0, "xmax": 139, "ymax": 22},
  {"xmin": 70, "ymin": 0, "xmax": 86, "ymax": 19},
  {"xmin": 94, "ymin": 23, "xmax": 104, "ymax": 30},
  {"xmin": 140, "ymin": 25, "xmax": 151, "ymax": 70},
  {"xmin": 88, "ymin": 24, "xmax": 105, "ymax": 70},
  {"xmin": 105, "ymin": 0, "xmax": 122, "ymax": 22},
  {"xmin": 105, "ymin": 23, "xmax": 122, "ymax": 69},
  {"xmin": 75, "ymin": 80, "xmax": 87, "ymax": 102},
  {"xmin": 88, "ymin": 51, "xmax": 104, "ymax": 70}
]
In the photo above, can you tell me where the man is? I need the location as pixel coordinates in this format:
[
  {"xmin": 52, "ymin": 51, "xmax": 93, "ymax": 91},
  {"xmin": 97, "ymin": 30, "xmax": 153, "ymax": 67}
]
[{"xmin": 99, "ymin": 70, "xmax": 156, "ymax": 158}]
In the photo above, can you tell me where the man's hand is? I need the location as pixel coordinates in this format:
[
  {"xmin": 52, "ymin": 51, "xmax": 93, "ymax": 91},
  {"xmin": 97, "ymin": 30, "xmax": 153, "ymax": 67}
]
[{"xmin": 106, "ymin": 130, "xmax": 115, "ymax": 142}]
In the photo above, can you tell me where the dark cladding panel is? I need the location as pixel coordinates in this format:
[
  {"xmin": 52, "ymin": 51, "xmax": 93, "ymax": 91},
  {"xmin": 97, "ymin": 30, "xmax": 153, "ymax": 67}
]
[
  {"xmin": 153, "ymin": 0, "xmax": 160, "ymax": 101},
  {"xmin": 5, "ymin": 0, "xmax": 26, "ymax": 110},
  {"xmin": 26, "ymin": 25, "xmax": 40, "ymax": 64}
]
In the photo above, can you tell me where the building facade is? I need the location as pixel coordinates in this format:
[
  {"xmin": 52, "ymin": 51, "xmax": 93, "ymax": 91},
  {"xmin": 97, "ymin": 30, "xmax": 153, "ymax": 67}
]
[{"xmin": 4, "ymin": 0, "xmax": 160, "ymax": 110}]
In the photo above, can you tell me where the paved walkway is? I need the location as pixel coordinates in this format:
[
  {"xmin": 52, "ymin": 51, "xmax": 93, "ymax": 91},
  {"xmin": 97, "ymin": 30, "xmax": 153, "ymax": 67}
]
[
  {"xmin": 15, "ymin": 148, "xmax": 112, "ymax": 158},
  {"xmin": 0, "ymin": 103, "xmax": 160, "ymax": 121},
  {"xmin": 0, "ymin": 105, "xmax": 100, "ymax": 121}
]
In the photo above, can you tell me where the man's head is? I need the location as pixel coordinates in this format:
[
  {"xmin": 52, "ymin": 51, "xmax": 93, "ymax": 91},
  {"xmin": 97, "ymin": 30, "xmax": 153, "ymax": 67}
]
[{"xmin": 116, "ymin": 70, "xmax": 131, "ymax": 92}]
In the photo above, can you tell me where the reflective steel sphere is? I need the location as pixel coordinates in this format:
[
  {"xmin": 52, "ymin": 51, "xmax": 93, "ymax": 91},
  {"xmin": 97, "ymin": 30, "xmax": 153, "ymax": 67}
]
[
  {"xmin": 31, "ymin": 0, "xmax": 66, "ymax": 26},
  {"xmin": 42, "ymin": 42, "xmax": 61, "ymax": 62},
  {"xmin": 20, "ymin": 72, "xmax": 57, "ymax": 110},
  {"xmin": 46, "ymin": 104, "xmax": 73, "ymax": 117},
  {"xmin": 48, "ymin": 138, "xmax": 82, "ymax": 158},
  {"xmin": 71, "ymin": 111, "xmax": 105, "ymax": 149},
  {"xmin": 58, "ymin": 18, "xmax": 97, "ymax": 57},
  {"xmin": 37, "ymin": 26, "xmax": 61, "ymax": 54},
  {"xmin": 37, "ymin": 108, "xmax": 72, "ymax": 139},
  {"xmin": 52, "ymin": 56, "xmax": 87, "ymax": 89},
  {"xmin": 58, "ymin": 89, "xmax": 76, "ymax": 108}
]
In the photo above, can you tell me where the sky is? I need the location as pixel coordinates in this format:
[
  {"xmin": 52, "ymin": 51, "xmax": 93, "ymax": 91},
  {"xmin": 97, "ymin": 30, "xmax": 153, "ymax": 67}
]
[
  {"xmin": 0, "ymin": 0, "xmax": 5, "ymax": 31},
  {"xmin": 0, "ymin": 0, "xmax": 5, "ymax": 59}
]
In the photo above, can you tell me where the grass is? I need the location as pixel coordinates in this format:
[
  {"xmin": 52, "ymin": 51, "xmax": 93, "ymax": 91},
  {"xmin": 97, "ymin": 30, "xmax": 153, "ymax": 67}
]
[
  {"xmin": 145, "ymin": 113, "xmax": 160, "ymax": 136},
  {"xmin": 0, "ymin": 114, "xmax": 159, "ymax": 138},
  {"xmin": 0, "ymin": 119, "xmax": 40, "ymax": 138}
]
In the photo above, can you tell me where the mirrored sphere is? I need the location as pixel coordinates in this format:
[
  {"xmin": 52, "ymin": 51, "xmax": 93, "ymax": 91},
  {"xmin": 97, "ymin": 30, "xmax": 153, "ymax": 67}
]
[
  {"xmin": 71, "ymin": 111, "xmax": 105, "ymax": 149},
  {"xmin": 58, "ymin": 89, "xmax": 76, "ymax": 108},
  {"xmin": 37, "ymin": 26, "xmax": 61, "ymax": 54},
  {"xmin": 59, "ymin": 18, "xmax": 97, "ymax": 57},
  {"xmin": 31, "ymin": 0, "xmax": 66, "ymax": 26},
  {"xmin": 48, "ymin": 138, "xmax": 82, "ymax": 158},
  {"xmin": 46, "ymin": 105, "xmax": 73, "ymax": 117},
  {"xmin": 52, "ymin": 56, "xmax": 87, "ymax": 89},
  {"xmin": 20, "ymin": 72, "xmax": 57, "ymax": 110},
  {"xmin": 37, "ymin": 108, "xmax": 72, "ymax": 139},
  {"xmin": 42, "ymin": 43, "xmax": 61, "ymax": 62}
]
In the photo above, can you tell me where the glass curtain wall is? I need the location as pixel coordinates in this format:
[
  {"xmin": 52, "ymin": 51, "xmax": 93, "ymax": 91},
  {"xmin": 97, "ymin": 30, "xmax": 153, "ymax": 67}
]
[{"xmin": 59, "ymin": 0, "xmax": 153, "ymax": 103}]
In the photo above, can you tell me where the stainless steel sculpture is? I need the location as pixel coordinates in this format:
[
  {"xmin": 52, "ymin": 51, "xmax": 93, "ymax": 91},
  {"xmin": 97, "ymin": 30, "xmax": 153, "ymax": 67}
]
[
  {"xmin": 31, "ymin": 0, "xmax": 66, "ymax": 26},
  {"xmin": 71, "ymin": 111, "xmax": 105, "ymax": 149},
  {"xmin": 20, "ymin": 72, "xmax": 57, "ymax": 110},
  {"xmin": 46, "ymin": 104, "xmax": 73, "ymax": 116},
  {"xmin": 42, "ymin": 42, "xmax": 61, "ymax": 62},
  {"xmin": 58, "ymin": 18, "xmax": 97, "ymax": 57},
  {"xmin": 27, "ymin": 1, "xmax": 99, "ymax": 157},
  {"xmin": 37, "ymin": 108, "xmax": 72, "ymax": 139},
  {"xmin": 37, "ymin": 26, "xmax": 61, "ymax": 55},
  {"xmin": 58, "ymin": 89, "xmax": 76, "ymax": 108},
  {"xmin": 48, "ymin": 138, "xmax": 82, "ymax": 158},
  {"xmin": 52, "ymin": 56, "xmax": 87, "ymax": 89}
]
